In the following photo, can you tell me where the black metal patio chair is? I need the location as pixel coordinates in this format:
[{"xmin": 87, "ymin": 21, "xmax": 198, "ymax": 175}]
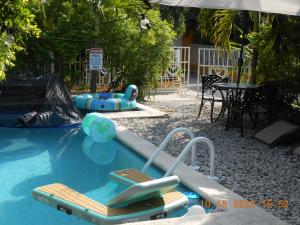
[
  {"xmin": 197, "ymin": 74, "xmax": 229, "ymax": 123},
  {"xmin": 225, "ymin": 88, "xmax": 257, "ymax": 137}
]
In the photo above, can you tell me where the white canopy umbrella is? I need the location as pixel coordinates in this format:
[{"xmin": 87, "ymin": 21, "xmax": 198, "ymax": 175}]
[{"xmin": 150, "ymin": 0, "xmax": 300, "ymax": 16}]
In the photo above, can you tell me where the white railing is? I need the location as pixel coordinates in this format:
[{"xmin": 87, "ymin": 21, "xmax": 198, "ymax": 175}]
[
  {"xmin": 163, "ymin": 136, "xmax": 216, "ymax": 180},
  {"xmin": 160, "ymin": 46, "xmax": 190, "ymax": 90},
  {"xmin": 142, "ymin": 128, "xmax": 217, "ymax": 181},
  {"xmin": 75, "ymin": 47, "xmax": 191, "ymax": 91},
  {"xmin": 142, "ymin": 128, "xmax": 197, "ymax": 173},
  {"xmin": 197, "ymin": 47, "xmax": 252, "ymax": 84}
]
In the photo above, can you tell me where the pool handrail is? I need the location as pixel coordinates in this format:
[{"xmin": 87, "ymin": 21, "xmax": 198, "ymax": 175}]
[
  {"xmin": 163, "ymin": 136, "xmax": 216, "ymax": 179},
  {"xmin": 142, "ymin": 128, "xmax": 197, "ymax": 173}
]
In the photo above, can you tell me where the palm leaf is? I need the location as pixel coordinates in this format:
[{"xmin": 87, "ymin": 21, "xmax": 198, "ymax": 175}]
[{"xmin": 199, "ymin": 9, "xmax": 237, "ymax": 49}]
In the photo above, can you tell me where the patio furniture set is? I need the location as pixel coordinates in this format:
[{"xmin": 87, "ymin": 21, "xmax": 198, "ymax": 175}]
[{"xmin": 197, "ymin": 74, "xmax": 300, "ymax": 138}]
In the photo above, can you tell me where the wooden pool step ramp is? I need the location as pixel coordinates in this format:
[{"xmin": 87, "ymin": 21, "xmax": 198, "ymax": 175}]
[
  {"xmin": 33, "ymin": 174, "xmax": 188, "ymax": 224},
  {"xmin": 110, "ymin": 168, "xmax": 152, "ymax": 186}
]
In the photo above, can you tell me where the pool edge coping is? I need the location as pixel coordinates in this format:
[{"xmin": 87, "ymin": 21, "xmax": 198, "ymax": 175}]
[
  {"xmin": 115, "ymin": 125, "xmax": 287, "ymax": 225},
  {"xmin": 98, "ymin": 103, "xmax": 167, "ymax": 119}
]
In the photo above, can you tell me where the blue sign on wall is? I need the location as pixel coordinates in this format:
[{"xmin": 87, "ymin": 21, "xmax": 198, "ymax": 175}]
[{"xmin": 89, "ymin": 48, "xmax": 103, "ymax": 71}]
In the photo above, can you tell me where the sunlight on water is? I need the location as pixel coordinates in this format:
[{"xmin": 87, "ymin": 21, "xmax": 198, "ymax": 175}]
[
  {"xmin": 0, "ymin": 151, "xmax": 51, "ymax": 201},
  {"xmin": 0, "ymin": 127, "xmax": 209, "ymax": 225},
  {"xmin": 0, "ymin": 127, "xmax": 163, "ymax": 225}
]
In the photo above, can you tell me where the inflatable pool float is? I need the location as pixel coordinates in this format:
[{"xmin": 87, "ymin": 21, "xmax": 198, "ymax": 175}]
[
  {"xmin": 74, "ymin": 85, "xmax": 138, "ymax": 111},
  {"xmin": 33, "ymin": 176, "xmax": 188, "ymax": 224}
]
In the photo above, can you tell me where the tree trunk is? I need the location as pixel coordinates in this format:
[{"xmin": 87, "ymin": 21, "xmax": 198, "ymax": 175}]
[
  {"xmin": 90, "ymin": 6, "xmax": 100, "ymax": 93},
  {"xmin": 251, "ymin": 12, "xmax": 260, "ymax": 84}
]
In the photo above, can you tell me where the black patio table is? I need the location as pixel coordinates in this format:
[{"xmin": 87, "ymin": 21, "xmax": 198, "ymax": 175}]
[
  {"xmin": 213, "ymin": 82, "xmax": 258, "ymax": 91},
  {"xmin": 212, "ymin": 82, "xmax": 258, "ymax": 136},
  {"xmin": 212, "ymin": 82, "xmax": 258, "ymax": 116}
]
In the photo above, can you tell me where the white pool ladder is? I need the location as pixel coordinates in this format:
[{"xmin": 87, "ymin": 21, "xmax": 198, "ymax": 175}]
[
  {"xmin": 142, "ymin": 128, "xmax": 197, "ymax": 173},
  {"xmin": 142, "ymin": 128, "xmax": 217, "ymax": 180},
  {"xmin": 164, "ymin": 137, "xmax": 217, "ymax": 180}
]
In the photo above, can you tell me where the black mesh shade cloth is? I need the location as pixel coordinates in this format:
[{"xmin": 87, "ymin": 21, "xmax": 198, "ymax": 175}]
[{"xmin": 0, "ymin": 74, "xmax": 81, "ymax": 128}]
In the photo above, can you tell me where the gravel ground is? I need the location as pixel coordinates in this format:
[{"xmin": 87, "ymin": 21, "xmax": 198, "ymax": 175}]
[{"xmin": 115, "ymin": 97, "xmax": 300, "ymax": 225}]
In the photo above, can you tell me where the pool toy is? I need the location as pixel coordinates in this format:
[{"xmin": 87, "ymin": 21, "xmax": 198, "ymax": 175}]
[
  {"xmin": 33, "ymin": 176, "xmax": 188, "ymax": 225},
  {"xmin": 90, "ymin": 117, "xmax": 116, "ymax": 143},
  {"xmin": 183, "ymin": 192, "xmax": 200, "ymax": 205},
  {"xmin": 82, "ymin": 112, "xmax": 104, "ymax": 136},
  {"xmin": 82, "ymin": 136, "xmax": 116, "ymax": 165},
  {"xmin": 82, "ymin": 113, "xmax": 116, "ymax": 143},
  {"xmin": 82, "ymin": 113, "xmax": 116, "ymax": 142},
  {"xmin": 74, "ymin": 85, "xmax": 138, "ymax": 112}
]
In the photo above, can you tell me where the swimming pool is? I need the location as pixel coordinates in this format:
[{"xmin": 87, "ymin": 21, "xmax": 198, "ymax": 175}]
[{"xmin": 0, "ymin": 127, "xmax": 211, "ymax": 225}]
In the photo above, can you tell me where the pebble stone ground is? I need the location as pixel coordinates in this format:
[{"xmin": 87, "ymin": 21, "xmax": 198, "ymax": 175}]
[{"xmin": 115, "ymin": 93, "xmax": 300, "ymax": 225}]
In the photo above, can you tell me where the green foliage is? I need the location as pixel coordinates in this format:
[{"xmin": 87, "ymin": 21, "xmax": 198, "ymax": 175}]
[
  {"xmin": 11, "ymin": 0, "xmax": 176, "ymax": 99},
  {"xmin": 249, "ymin": 16, "xmax": 300, "ymax": 84},
  {"xmin": 159, "ymin": 6, "xmax": 186, "ymax": 36},
  {"xmin": 0, "ymin": 0, "xmax": 40, "ymax": 80},
  {"xmin": 198, "ymin": 10, "xmax": 300, "ymax": 86},
  {"xmin": 198, "ymin": 9, "xmax": 237, "ymax": 49},
  {"xmin": 0, "ymin": 33, "xmax": 16, "ymax": 80},
  {"xmin": 96, "ymin": 6, "xmax": 175, "ymax": 98}
]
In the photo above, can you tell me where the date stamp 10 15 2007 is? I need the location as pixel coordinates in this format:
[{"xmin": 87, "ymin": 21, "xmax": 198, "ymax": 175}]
[{"xmin": 200, "ymin": 199, "xmax": 289, "ymax": 209}]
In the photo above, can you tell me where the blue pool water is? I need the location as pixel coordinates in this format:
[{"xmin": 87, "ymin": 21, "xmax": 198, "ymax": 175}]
[{"xmin": 0, "ymin": 127, "xmax": 212, "ymax": 225}]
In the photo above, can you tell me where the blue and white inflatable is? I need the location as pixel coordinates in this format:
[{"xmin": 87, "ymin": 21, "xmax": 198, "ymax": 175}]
[
  {"xmin": 82, "ymin": 113, "xmax": 116, "ymax": 143},
  {"xmin": 74, "ymin": 85, "xmax": 138, "ymax": 111}
]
